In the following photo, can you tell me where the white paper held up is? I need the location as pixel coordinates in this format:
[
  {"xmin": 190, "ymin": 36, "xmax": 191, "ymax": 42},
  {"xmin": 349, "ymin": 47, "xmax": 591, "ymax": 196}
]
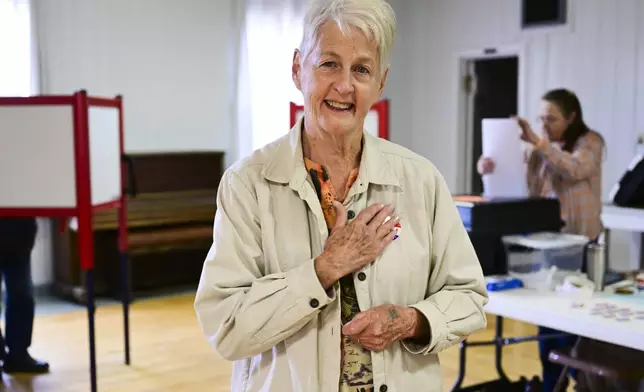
[{"xmin": 481, "ymin": 118, "xmax": 528, "ymax": 198}]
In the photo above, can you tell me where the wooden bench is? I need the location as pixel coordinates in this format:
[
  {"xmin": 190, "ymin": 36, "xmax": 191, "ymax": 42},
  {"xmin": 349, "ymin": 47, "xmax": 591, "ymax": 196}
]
[
  {"xmin": 52, "ymin": 151, "xmax": 224, "ymax": 302},
  {"xmin": 128, "ymin": 225, "xmax": 212, "ymax": 248}
]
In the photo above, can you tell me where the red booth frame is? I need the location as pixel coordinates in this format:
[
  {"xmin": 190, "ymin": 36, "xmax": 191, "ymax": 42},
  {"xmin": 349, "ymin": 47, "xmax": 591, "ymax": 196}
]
[
  {"xmin": 0, "ymin": 90, "xmax": 130, "ymax": 392},
  {"xmin": 289, "ymin": 99, "xmax": 390, "ymax": 139}
]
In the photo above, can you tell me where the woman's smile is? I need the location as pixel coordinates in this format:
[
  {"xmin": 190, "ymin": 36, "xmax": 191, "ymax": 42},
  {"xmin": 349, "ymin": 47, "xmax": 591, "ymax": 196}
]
[{"xmin": 325, "ymin": 100, "xmax": 354, "ymax": 111}]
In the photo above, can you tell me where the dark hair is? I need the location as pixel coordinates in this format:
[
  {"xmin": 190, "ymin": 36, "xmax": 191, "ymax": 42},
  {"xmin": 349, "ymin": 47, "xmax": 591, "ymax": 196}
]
[{"xmin": 542, "ymin": 88, "xmax": 598, "ymax": 152}]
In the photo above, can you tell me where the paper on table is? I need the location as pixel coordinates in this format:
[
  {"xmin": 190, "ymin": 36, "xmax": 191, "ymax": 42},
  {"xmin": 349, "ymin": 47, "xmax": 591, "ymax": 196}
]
[{"xmin": 481, "ymin": 118, "xmax": 528, "ymax": 198}]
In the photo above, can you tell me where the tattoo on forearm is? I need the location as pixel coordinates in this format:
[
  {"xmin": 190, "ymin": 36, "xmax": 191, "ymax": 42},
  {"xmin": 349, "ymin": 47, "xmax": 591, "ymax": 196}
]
[{"xmin": 388, "ymin": 307, "xmax": 398, "ymax": 320}]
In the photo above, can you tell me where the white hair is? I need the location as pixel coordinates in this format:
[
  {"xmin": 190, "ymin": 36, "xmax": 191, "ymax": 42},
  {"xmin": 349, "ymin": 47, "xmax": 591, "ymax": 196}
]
[{"xmin": 298, "ymin": 0, "xmax": 397, "ymax": 74}]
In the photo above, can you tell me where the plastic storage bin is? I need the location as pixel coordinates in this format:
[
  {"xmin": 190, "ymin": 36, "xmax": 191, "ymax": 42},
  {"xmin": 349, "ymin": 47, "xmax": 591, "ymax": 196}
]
[{"xmin": 502, "ymin": 232, "xmax": 590, "ymax": 290}]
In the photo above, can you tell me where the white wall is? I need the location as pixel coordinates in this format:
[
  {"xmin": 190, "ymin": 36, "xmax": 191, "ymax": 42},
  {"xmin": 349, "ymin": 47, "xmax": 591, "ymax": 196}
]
[
  {"xmin": 385, "ymin": 0, "xmax": 644, "ymax": 271},
  {"xmin": 34, "ymin": 0, "xmax": 235, "ymax": 153},
  {"xmin": 28, "ymin": 0, "xmax": 236, "ymax": 285},
  {"xmin": 25, "ymin": 0, "xmax": 644, "ymax": 285},
  {"xmin": 31, "ymin": 219, "xmax": 53, "ymax": 286}
]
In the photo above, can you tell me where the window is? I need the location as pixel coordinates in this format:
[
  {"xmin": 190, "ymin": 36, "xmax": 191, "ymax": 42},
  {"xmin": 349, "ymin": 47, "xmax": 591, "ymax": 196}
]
[
  {"xmin": 521, "ymin": 0, "xmax": 567, "ymax": 29},
  {"xmin": 236, "ymin": 2, "xmax": 306, "ymax": 158}
]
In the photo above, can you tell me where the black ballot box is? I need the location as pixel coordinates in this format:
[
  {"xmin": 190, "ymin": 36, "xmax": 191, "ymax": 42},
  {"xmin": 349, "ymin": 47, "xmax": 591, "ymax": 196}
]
[{"xmin": 453, "ymin": 196, "xmax": 563, "ymax": 276}]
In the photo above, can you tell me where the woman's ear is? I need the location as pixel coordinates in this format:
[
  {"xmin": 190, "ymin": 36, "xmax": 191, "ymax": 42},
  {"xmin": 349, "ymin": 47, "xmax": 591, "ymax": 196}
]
[
  {"xmin": 378, "ymin": 67, "xmax": 389, "ymax": 94},
  {"xmin": 567, "ymin": 111, "xmax": 577, "ymax": 125},
  {"xmin": 292, "ymin": 49, "xmax": 302, "ymax": 91}
]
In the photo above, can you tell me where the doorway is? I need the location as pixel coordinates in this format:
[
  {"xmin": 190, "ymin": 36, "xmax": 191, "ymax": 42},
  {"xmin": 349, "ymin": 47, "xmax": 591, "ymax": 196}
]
[{"xmin": 461, "ymin": 55, "xmax": 519, "ymax": 195}]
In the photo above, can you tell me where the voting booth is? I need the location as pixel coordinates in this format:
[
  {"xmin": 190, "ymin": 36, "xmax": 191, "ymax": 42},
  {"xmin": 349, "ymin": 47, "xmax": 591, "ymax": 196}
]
[
  {"xmin": 289, "ymin": 100, "xmax": 390, "ymax": 139},
  {"xmin": 0, "ymin": 90, "xmax": 130, "ymax": 392}
]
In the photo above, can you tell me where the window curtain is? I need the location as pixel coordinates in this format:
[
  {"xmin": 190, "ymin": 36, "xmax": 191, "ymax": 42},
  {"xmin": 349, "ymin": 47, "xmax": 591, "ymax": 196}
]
[
  {"xmin": 234, "ymin": 0, "xmax": 307, "ymax": 161},
  {"xmin": 0, "ymin": 0, "xmax": 37, "ymax": 97}
]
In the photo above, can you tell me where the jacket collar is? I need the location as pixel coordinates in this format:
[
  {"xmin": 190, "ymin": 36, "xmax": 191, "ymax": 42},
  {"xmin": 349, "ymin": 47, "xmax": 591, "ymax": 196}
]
[{"xmin": 262, "ymin": 118, "xmax": 401, "ymax": 190}]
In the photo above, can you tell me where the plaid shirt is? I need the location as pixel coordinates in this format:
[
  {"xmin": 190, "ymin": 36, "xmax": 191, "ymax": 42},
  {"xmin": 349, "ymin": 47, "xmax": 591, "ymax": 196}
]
[{"xmin": 526, "ymin": 131, "xmax": 604, "ymax": 239}]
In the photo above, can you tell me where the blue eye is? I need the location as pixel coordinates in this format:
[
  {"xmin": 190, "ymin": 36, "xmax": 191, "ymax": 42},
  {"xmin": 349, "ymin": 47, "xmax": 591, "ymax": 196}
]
[{"xmin": 355, "ymin": 66, "xmax": 370, "ymax": 74}]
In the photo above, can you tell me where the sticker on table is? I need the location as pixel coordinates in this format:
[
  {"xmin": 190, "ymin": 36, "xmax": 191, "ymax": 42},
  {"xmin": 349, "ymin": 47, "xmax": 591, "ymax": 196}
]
[{"xmin": 616, "ymin": 317, "xmax": 631, "ymax": 322}]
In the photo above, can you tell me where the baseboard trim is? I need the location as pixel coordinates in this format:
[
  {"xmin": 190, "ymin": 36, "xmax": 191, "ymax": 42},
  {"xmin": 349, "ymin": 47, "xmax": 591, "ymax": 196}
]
[
  {"xmin": 34, "ymin": 283, "xmax": 53, "ymax": 298},
  {"xmin": 0, "ymin": 283, "xmax": 54, "ymax": 301}
]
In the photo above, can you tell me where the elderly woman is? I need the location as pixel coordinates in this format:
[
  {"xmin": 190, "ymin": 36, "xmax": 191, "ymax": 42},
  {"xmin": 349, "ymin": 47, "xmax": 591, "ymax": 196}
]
[{"xmin": 194, "ymin": 0, "xmax": 488, "ymax": 391}]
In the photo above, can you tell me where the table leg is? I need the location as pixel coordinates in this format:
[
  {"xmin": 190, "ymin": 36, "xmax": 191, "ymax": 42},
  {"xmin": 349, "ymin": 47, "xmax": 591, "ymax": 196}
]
[
  {"xmin": 451, "ymin": 341, "xmax": 467, "ymax": 390},
  {"xmin": 450, "ymin": 315, "xmax": 508, "ymax": 391},
  {"xmin": 86, "ymin": 268, "xmax": 97, "ymax": 392},
  {"xmin": 553, "ymin": 336, "xmax": 581, "ymax": 392},
  {"xmin": 120, "ymin": 251, "xmax": 131, "ymax": 365},
  {"xmin": 449, "ymin": 316, "xmax": 571, "ymax": 391},
  {"xmin": 494, "ymin": 316, "xmax": 509, "ymax": 382}
]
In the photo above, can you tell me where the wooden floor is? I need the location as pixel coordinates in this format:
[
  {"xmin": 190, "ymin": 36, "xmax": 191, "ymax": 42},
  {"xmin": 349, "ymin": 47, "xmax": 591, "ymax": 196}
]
[{"xmin": 3, "ymin": 293, "xmax": 555, "ymax": 391}]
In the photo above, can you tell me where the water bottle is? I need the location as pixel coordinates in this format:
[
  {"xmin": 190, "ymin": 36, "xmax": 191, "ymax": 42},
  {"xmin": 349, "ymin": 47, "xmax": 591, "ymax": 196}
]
[{"xmin": 585, "ymin": 242, "xmax": 606, "ymax": 291}]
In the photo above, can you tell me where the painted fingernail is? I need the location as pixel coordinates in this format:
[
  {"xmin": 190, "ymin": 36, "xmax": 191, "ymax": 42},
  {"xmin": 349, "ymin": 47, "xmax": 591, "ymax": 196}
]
[{"xmin": 383, "ymin": 216, "xmax": 391, "ymax": 224}]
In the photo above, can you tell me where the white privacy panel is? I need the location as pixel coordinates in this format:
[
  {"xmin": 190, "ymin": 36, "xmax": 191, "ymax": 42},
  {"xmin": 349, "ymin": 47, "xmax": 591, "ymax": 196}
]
[
  {"xmin": 364, "ymin": 111, "xmax": 379, "ymax": 138},
  {"xmin": 0, "ymin": 105, "xmax": 76, "ymax": 207},
  {"xmin": 88, "ymin": 107, "xmax": 121, "ymax": 205}
]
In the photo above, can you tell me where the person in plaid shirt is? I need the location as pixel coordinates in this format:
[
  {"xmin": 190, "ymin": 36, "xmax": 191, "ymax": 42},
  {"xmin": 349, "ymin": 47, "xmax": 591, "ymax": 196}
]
[
  {"xmin": 478, "ymin": 89, "xmax": 606, "ymax": 391},
  {"xmin": 478, "ymin": 88, "xmax": 604, "ymax": 241}
]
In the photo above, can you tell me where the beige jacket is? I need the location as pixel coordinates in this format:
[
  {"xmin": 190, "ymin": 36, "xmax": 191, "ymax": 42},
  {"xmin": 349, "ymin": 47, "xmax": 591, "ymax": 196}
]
[{"xmin": 194, "ymin": 120, "xmax": 488, "ymax": 392}]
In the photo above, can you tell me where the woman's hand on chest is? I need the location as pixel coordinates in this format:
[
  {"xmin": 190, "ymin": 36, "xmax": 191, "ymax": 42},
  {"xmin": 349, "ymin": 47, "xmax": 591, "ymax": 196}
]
[{"xmin": 314, "ymin": 201, "xmax": 399, "ymax": 289}]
